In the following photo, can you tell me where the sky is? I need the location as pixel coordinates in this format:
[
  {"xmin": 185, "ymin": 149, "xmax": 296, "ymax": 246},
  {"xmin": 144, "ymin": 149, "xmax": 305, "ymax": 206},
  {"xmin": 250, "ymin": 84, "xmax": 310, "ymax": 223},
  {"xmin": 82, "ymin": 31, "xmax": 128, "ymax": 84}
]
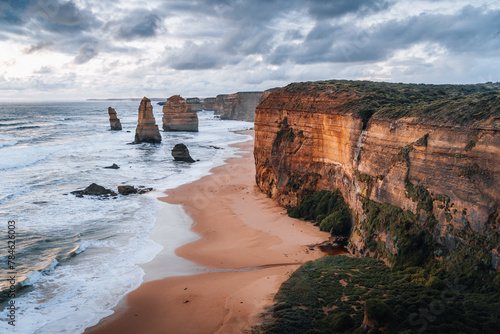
[{"xmin": 0, "ymin": 0, "xmax": 499, "ymax": 101}]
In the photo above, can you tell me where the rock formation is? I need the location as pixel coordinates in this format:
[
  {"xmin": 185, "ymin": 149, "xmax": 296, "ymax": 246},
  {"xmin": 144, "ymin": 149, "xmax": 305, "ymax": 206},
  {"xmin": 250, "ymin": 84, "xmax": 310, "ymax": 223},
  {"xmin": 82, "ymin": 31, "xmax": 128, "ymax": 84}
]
[
  {"xmin": 171, "ymin": 143, "xmax": 195, "ymax": 162},
  {"xmin": 118, "ymin": 185, "xmax": 137, "ymax": 195},
  {"xmin": 135, "ymin": 97, "xmax": 162, "ymax": 143},
  {"xmin": 108, "ymin": 107, "xmax": 122, "ymax": 130},
  {"xmin": 214, "ymin": 92, "xmax": 262, "ymax": 121},
  {"xmin": 104, "ymin": 163, "xmax": 119, "ymax": 169},
  {"xmin": 255, "ymin": 80, "xmax": 500, "ymax": 269},
  {"xmin": 214, "ymin": 88, "xmax": 280, "ymax": 122},
  {"xmin": 186, "ymin": 97, "xmax": 203, "ymax": 111},
  {"xmin": 202, "ymin": 97, "xmax": 216, "ymax": 110},
  {"xmin": 71, "ymin": 183, "xmax": 117, "ymax": 197},
  {"xmin": 162, "ymin": 95, "xmax": 199, "ymax": 132}
]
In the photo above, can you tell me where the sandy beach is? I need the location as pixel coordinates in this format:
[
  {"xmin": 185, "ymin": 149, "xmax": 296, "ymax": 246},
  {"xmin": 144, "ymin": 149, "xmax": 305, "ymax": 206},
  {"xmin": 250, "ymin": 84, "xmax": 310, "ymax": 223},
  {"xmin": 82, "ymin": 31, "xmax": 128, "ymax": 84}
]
[{"xmin": 86, "ymin": 132, "xmax": 330, "ymax": 334}]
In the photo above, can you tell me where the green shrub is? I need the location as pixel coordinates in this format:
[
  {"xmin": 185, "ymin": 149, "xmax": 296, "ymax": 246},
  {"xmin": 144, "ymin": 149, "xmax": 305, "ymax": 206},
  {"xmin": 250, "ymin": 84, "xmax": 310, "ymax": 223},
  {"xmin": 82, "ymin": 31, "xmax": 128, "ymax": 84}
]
[
  {"xmin": 365, "ymin": 299, "xmax": 395, "ymax": 327},
  {"xmin": 287, "ymin": 190, "xmax": 352, "ymax": 236},
  {"xmin": 320, "ymin": 209, "xmax": 351, "ymax": 235},
  {"xmin": 327, "ymin": 312, "xmax": 354, "ymax": 333}
]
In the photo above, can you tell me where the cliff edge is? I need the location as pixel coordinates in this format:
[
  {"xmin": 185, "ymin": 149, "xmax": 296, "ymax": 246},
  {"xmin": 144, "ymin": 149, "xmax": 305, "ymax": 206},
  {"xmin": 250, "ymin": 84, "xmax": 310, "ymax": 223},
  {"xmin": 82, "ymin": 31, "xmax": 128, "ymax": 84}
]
[{"xmin": 254, "ymin": 80, "xmax": 500, "ymax": 272}]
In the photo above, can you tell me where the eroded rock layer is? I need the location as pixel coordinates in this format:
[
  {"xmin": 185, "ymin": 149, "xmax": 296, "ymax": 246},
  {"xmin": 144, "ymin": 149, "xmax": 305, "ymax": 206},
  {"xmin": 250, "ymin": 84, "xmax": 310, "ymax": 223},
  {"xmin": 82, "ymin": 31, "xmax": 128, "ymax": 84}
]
[
  {"xmin": 162, "ymin": 95, "xmax": 199, "ymax": 132},
  {"xmin": 135, "ymin": 97, "xmax": 162, "ymax": 143},
  {"xmin": 255, "ymin": 80, "xmax": 500, "ymax": 263}
]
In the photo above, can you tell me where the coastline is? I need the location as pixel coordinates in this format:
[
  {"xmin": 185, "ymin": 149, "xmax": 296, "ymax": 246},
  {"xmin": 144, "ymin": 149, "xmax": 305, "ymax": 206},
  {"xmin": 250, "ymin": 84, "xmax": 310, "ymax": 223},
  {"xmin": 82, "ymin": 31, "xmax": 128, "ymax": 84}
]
[{"xmin": 86, "ymin": 131, "xmax": 330, "ymax": 333}]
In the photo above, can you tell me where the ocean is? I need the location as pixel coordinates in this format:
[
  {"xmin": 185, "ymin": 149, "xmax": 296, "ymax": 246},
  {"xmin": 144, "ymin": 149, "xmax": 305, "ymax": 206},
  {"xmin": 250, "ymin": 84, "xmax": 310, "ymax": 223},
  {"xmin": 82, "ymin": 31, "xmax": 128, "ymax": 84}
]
[{"xmin": 0, "ymin": 101, "xmax": 253, "ymax": 333}]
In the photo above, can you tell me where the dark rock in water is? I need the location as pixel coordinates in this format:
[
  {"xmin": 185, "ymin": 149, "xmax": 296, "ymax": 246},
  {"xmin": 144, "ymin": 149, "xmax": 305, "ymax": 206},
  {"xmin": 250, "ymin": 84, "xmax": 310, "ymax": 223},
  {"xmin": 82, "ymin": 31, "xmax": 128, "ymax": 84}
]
[
  {"xmin": 104, "ymin": 163, "xmax": 120, "ymax": 169},
  {"xmin": 71, "ymin": 183, "xmax": 117, "ymax": 197},
  {"xmin": 118, "ymin": 185, "xmax": 138, "ymax": 195},
  {"xmin": 171, "ymin": 143, "xmax": 195, "ymax": 163}
]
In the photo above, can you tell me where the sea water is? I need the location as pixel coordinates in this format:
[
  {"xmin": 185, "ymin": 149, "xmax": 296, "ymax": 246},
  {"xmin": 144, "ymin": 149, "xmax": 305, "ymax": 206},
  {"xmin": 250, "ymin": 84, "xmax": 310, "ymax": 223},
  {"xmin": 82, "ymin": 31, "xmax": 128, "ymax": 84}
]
[{"xmin": 0, "ymin": 101, "xmax": 253, "ymax": 333}]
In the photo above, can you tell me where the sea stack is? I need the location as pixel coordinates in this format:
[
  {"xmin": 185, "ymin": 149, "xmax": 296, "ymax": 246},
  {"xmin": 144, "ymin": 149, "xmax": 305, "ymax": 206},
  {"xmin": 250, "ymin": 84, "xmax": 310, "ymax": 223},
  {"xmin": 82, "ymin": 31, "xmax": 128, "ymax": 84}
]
[
  {"xmin": 162, "ymin": 95, "xmax": 199, "ymax": 132},
  {"xmin": 108, "ymin": 107, "xmax": 122, "ymax": 130},
  {"xmin": 134, "ymin": 97, "xmax": 162, "ymax": 143}
]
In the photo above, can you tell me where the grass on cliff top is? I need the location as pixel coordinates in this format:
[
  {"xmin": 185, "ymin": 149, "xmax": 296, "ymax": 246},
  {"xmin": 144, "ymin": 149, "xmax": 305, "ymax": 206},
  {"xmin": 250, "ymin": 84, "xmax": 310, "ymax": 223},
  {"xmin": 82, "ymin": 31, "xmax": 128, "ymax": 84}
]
[
  {"xmin": 256, "ymin": 256, "xmax": 500, "ymax": 334},
  {"xmin": 283, "ymin": 80, "xmax": 500, "ymax": 126}
]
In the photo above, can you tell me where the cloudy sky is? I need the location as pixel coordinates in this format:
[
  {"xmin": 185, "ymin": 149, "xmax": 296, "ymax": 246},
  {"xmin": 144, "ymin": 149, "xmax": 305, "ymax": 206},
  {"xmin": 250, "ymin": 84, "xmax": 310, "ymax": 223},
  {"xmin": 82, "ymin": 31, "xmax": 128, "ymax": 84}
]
[{"xmin": 0, "ymin": 0, "xmax": 499, "ymax": 101}]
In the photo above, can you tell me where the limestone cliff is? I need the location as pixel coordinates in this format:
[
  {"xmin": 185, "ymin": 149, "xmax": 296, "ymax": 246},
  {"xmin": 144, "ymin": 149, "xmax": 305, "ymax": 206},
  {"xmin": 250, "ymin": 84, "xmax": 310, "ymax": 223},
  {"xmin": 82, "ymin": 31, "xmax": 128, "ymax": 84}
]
[
  {"xmin": 162, "ymin": 95, "xmax": 199, "ymax": 132},
  {"xmin": 135, "ymin": 97, "xmax": 161, "ymax": 143},
  {"xmin": 255, "ymin": 80, "xmax": 500, "ymax": 269},
  {"xmin": 108, "ymin": 107, "xmax": 122, "ymax": 130}
]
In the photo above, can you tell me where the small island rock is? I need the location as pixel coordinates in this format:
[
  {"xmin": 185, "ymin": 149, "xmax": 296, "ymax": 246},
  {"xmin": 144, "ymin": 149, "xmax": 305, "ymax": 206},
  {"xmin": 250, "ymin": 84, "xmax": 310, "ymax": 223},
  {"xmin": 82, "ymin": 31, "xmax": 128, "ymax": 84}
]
[{"xmin": 171, "ymin": 143, "xmax": 195, "ymax": 163}]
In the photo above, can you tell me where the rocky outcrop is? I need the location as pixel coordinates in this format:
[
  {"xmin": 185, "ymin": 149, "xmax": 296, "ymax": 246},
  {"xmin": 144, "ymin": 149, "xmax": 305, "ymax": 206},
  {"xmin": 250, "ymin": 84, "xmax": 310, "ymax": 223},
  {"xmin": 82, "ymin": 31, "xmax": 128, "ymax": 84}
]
[
  {"xmin": 172, "ymin": 143, "xmax": 195, "ymax": 162},
  {"xmin": 135, "ymin": 97, "xmax": 162, "ymax": 143},
  {"xmin": 108, "ymin": 107, "xmax": 122, "ymax": 130},
  {"xmin": 71, "ymin": 183, "xmax": 117, "ymax": 197},
  {"xmin": 255, "ymin": 80, "xmax": 500, "ymax": 265},
  {"xmin": 202, "ymin": 97, "xmax": 216, "ymax": 111},
  {"xmin": 162, "ymin": 95, "xmax": 199, "ymax": 132},
  {"xmin": 186, "ymin": 97, "xmax": 203, "ymax": 111}
]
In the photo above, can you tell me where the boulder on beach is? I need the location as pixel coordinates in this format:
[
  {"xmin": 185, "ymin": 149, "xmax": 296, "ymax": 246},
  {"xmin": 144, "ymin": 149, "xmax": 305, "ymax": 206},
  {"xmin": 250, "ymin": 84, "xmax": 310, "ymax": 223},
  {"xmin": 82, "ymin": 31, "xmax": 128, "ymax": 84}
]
[
  {"xmin": 171, "ymin": 143, "xmax": 195, "ymax": 163},
  {"xmin": 71, "ymin": 183, "xmax": 117, "ymax": 197}
]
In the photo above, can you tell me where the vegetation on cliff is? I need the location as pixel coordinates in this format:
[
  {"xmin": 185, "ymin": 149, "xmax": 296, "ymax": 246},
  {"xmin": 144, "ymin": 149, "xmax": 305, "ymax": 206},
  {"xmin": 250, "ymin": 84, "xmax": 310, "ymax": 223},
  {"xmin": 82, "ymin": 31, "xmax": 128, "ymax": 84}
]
[
  {"xmin": 256, "ymin": 256, "xmax": 500, "ymax": 334},
  {"xmin": 287, "ymin": 190, "xmax": 352, "ymax": 236},
  {"xmin": 265, "ymin": 190, "xmax": 500, "ymax": 333},
  {"xmin": 284, "ymin": 80, "xmax": 500, "ymax": 126}
]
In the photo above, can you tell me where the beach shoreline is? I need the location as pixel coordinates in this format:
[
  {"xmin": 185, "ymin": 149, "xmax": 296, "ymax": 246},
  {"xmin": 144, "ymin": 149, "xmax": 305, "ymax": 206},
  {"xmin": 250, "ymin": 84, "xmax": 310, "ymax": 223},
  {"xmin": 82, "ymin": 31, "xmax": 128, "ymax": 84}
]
[{"xmin": 86, "ymin": 131, "xmax": 330, "ymax": 334}]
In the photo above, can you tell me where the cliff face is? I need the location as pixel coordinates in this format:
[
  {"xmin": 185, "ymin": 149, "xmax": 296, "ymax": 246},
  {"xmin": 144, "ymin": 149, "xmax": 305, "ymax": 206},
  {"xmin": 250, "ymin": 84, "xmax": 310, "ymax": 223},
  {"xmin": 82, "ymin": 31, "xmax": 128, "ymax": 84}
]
[
  {"xmin": 135, "ymin": 97, "xmax": 161, "ymax": 143},
  {"xmin": 162, "ymin": 95, "xmax": 199, "ymax": 132},
  {"xmin": 255, "ymin": 81, "xmax": 500, "ymax": 266}
]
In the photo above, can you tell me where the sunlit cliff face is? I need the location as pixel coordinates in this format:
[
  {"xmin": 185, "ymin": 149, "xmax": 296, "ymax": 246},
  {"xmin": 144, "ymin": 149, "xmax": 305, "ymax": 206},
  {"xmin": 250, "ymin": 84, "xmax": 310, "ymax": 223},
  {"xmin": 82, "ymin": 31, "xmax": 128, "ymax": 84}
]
[{"xmin": 254, "ymin": 82, "xmax": 500, "ymax": 261}]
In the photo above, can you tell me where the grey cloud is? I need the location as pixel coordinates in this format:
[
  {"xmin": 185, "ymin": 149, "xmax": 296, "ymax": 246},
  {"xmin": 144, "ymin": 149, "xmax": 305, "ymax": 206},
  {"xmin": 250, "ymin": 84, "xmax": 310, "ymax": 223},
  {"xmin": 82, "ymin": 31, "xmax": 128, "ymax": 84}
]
[
  {"xmin": 74, "ymin": 41, "xmax": 99, "ymax": 64},
  {"xmin": 34, "ymin": 66, "xmax": 54, "ymax": 74},
  {"xmin": 164, "ymin": 41, "xmax": 224, "ymax": 70},
  {"xmin": 266, "ymin": 5, "xmax": 500, "ymax": 65},
  {"xmin": 0, "ymin": 0, "xmax": 100, "ymax": 36},
  {"xmin": 116, "ymin": 10, "xmax": 163, "ymax": 40},
  {"xmin": 24, "ymin": 41, "xmax": 54, "ymax": 54},
  {"xmin": 305, "ymin": 0, "xmax": 390, "ymax": 19}
]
